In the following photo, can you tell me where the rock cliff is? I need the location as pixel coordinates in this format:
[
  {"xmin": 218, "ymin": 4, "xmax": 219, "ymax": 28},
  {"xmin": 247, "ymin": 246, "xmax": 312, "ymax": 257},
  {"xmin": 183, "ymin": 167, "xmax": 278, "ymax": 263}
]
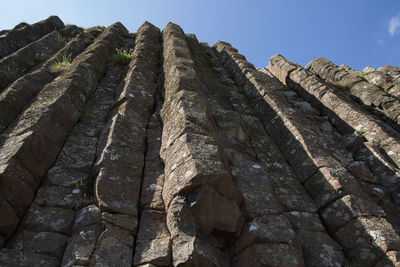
[{"xmin": 0, "ymin": 16, "xmax": 399, "ymax": 266}]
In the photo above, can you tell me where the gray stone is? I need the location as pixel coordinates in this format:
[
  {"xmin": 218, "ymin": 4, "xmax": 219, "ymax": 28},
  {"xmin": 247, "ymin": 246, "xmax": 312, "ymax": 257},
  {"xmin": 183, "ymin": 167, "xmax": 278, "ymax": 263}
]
[
  {"xmin": 167, "ymin": 195, "xmax": 230, "ymax": 267},
  {"xmin": 304, "ymin": 166, "xmax": 362, "ymax": 209},
  {"xmin": 375, "ymin": 251, "xmax": 400, "ymax": 267},
  {"xmin": 297, "ymin": 230, "xmax": 344, "ymax": 267},
  {"xmin": 7, "ymin": 230, "xmax": 68, "ymax": 258},
  {"xmin": 134, "ymin": 210, "xmax": 171, "ymax": 266},
  {"xmin": 34, "ymin": 185, "xmax": 85, "ymax": 209},
  {"xmin": 23, "ymin": 204, "xmax": 75, "ymax": 235},
  {"xmin": 73, "ymin": 205, "xmax": 101, "ymax": 232},
  {"xmin": 90, "ymin": 223, "xmax": 134, "ymax": 267},
  {"xmin": 285, "ymin": 211, "xmax": 325, "ymax": 231},
  {"xmin": 190, "ymin": 184, "xmax": 243, "ymax": 235},
  {"xmin": 95, "ymin": 165, "xmax": 141, "ymax": 216},
  {"xmin": 234, "ymin": 243, "xmax": 304, "ymax": 267},
  {"xmin": 62, "ymin": 224, "xmax": 102, "ymax": 266},
  {"xmin": 321, "ymin": 195, "xmax": 385, "ymax": 232},
  {"xmin": 336, "ymin": 217, "xmax": 400, "ymax": 264},
  {"xmin": 141, "ymin": 168, "xmax": 165, "ymax": 211},
  {"xmin": 233, "ymin": 215, "xmax": 296, "ymax": 254},
  {"xmin": 0, "ymin": 248, "xmax": 58, "ymax": 267},
  {"xmin": 0, "ymin": 196, "xmax": 18, "ymax": 239},
  {"xmin": 0, "ymin": 158, "xmax": 35, "ymax": 217},
  {"xmin": 102, "ymin": 212, "xmax": 137, "ymax": 234}
]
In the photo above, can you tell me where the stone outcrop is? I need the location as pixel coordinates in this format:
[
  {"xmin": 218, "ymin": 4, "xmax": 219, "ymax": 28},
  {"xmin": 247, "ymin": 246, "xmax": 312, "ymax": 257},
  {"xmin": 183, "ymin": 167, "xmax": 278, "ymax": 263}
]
[{"xmin": 0, "ymin": 16, "xmax": 400, "ymax": 266}]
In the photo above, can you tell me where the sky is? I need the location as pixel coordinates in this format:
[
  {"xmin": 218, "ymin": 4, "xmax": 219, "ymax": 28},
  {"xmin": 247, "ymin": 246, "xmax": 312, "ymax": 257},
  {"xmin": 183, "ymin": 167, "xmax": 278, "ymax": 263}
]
[{"xmin": 1, "ymin": 0, "xmax": 400, "ymax": 71}]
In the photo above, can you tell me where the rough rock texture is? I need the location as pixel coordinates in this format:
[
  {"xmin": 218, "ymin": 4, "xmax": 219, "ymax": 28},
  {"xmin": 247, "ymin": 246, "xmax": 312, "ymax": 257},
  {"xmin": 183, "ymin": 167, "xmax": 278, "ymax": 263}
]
[{"xmin": 0, "ymin": 16, "xmax": 400, "ymax": 266}]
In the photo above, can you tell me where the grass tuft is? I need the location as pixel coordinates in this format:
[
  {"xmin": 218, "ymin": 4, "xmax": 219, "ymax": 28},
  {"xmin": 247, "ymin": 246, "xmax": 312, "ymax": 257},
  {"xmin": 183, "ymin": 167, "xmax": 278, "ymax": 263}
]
[
  {"xmin": 50, "ymin": 54, "xmax": 72, "ymax": 73},
  {"xmin": 359, "ymin": 70, "xmax": 375, "ymax": 77},
  {"xmin": 33, "ymin": 53, "xmax": 48, "ymax": 63},
  {"xmin": 112, "ymin": 48, "xmax": 134, "ymax": 65},
  {"xmin": 55, "ymin": 33, "xmax": 66, "ymax": 48},
  {"xmin": 72, "ymin": 177, "xmax": 91, "ymax": 199}
]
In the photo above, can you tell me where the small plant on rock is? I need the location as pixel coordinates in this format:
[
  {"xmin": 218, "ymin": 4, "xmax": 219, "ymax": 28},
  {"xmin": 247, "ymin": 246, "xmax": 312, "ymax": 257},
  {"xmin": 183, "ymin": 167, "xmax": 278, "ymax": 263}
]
[
  {"xmin": 248, "ymin": 109, "xmax": 260, "ymax": 117},
  {"xmin": 72, "ymin": 177, "xmax": 91, "ymax": 199},
  {"xmin": 236, "ymin": 87, "xmax": 246, "ymax": 94},
  {"xmin": 359, "ymin": 70, "xmax": 375, "ymax": 77},
  {"xmin": 33, "ymin": 53, "xmax": 48, "ymax": 63},
  {"xmin": 112, "ymin": 48, "xmax": 133, "ymax": 65},
  {"xmin": 354, "ymin": 129, "xmax": 366, "ymax": 137},
  {"xmin": 50, "ymin": 54, "xmax": 72, "ymax": 73},
  {"xmin": 55, "ymin": 33, "xmax": 66, "ymax": 48}
]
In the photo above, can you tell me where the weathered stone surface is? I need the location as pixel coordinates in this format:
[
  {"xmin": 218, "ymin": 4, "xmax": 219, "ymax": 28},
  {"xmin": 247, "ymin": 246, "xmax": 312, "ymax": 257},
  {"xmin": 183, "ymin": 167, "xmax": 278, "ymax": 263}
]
[
  {"xmin": 270, "ymin": 54, "xmax": 400, "ymax": 168},
  {"xmin": 321, "ymin": 195, "xmax": 385, "ymax": 232},
  {"xmin": 0, "ymin": 28, "xmax": 99, "ymax": 134},
  {"xmin": 23, "ymin": 204, "xmax": 75, "ymax": 235},
  {"xmin": 167, "ymin": 195, "xmax": 230, "ymax": 267},
  {"xmin": 47, "ymin": 135, "xmax": 97, "ymax": 187},
  {"xmin": 234, "ymin": 243, "xmax": 304, "ymax": 267},
  {"xmin": 1, "ymin": 17, "xmax": 400, "ymax": 266},
  {"xmin": 0, "ymin": 158, "xmax": 36, "ymax": 217},
  {"xmin": 7, "ymin": 230, "xmax": 68, "ymax": 257},
  {"xmin": 375, "ymin": 251, "xmax": 400, "ymax": 267},
  {"xmin": 233, "ymin": 215, "xmax": 295, "ymax": 254},
  {"xmin": 90, "ymin": 223, "xmax": 134, "ymax": 267},
  {"xmin": 161, "ymin": 23, "xmax": 246, "ymax": 266},
  {"xmin": 141, "ymin": 163, "xmax": 165, "ymax": 211},
  {"xmin": 229, "ymin": 158, "xmax": 282, "ymax": 215},
  {"xmin": 140, "ymin": 113, "xmax": 165, "ymax": 211},
  {"xmin": 336, "ymin": 217, "xmax": 400, "ymax": 265},
  {"xmin": 95, "ymin": 22, "xmax": 161, "ymax": 219},
  {"xmin": 0, "ymin": 28, "xmax": 80, "ymax": 90},
  {"xmin": 296, "ymin": 230, "xmax": 344, "ymax": 267},
  {"xmin": 161, "ymin": 133, "xmax": 240, "ymax": 208},
  {"xmin": 0, "ymin": 196, "xmax": 19, "ymax": 239},
  {"xmin": 0, "ymin": 23, "xmax": 128, "ymax": 246},
  {"xmin": 307, "ymin": 58, "xmax": 400, "ymax": 131},
  {"xmin": 0, "ymin": 16, "xmax": 64, "ymax": 58},
  {"xmin": 304, "ymin": 166, "xmax": 363, "ymax": 209},
  {"xmin": 34, "ymin": 185, "xmax": 84, "ymax": 208},
  {"xmin": 61, "ymin": 205, "xmax": 102, "ymax": 266},
  {"xmin": 285, "ymin": 211, "xmax": 325, "ymax": 231},
  {"xmin": 134, "ymin": 210, "xmax": 171, "ymax": 266},
  {"xmin": 96, "ymin": 164, "xmax": 142, "ymax": 215},
  {"xmin": 0, "ymin": 248, "xmax": 59, "ymax": 267},
  {"xmin": 73, "ymin": 205, "xmax": 102, "ymax": 232},
  {"xmin": 62, "ymin": 224, "xmax": 103, "ymax": 266},
  {"xmin": 102, "ymin": 212, "xmax": 137, "ymax": 233}
]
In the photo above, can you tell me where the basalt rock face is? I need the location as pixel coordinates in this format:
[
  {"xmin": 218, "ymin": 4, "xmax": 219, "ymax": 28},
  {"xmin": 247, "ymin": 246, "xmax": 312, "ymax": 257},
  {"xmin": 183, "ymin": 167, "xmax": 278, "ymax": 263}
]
[{"xmin": 0, "ymin": 17, "xmax": 400, "ymax": 267}]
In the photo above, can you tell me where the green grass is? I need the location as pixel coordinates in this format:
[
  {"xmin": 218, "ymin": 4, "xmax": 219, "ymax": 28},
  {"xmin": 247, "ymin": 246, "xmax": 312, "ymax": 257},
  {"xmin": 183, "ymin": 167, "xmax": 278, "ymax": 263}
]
[
  {"xmin": 72, "ymin": 177, "xmax": 91, "ymax": 199},
  {"xmin": 6, "ymin": 64, "xmax": 25, "ymax": 80},
  {"xmin": 248, "ymin": 109, "xmax": 260, "ymax": 117},
  {"xmin": 359, "ymin": 70, "xmax": 375, "ymax": 77},
  {"xmin": 50, "ymin": 54, "xmax": 72, "ymax": 73},
  {"xmin": 112, "ymin": 48, "xmax": 134, "ymax": 65},
  {"xmin": 7, "ymin": 66, "xmax": 18, "ymax": 80},
  {"xmin": 236, "ymin": 87, "xmax": 246, "ymax": 94},
  {"xmin": 55, "ymin": 33, "xmax": 66, "ymax": 48},
  {"xmin": 355, "ymin": 129, "xmax": 366, "ymax": 137},
  {"xmin": 33, "ymin": 53, "xmax": 48, "ymax": 63}
]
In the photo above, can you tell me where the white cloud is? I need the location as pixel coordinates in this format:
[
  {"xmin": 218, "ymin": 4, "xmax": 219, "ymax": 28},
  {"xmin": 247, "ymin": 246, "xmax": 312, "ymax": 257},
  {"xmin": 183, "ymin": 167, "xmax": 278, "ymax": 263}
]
[{"xmin": 389, "ymin": 13, "xmax": 400, "ymax": 36}]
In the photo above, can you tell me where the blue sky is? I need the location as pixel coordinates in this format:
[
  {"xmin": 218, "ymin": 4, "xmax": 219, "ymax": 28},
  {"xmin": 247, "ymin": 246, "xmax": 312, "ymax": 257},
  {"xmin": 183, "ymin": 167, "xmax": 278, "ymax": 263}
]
[{"xmin": 1, "ymin": 0, "xmax": 400, "ymax": 70}]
